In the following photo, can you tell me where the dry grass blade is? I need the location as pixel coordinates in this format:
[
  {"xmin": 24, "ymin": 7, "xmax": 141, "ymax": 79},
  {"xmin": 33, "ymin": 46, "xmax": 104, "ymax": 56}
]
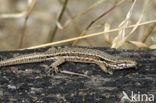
[
  {"xmin": 72, "ymin": 0, "xmax": 125, "ymax": 46},
  {"xmin": 63, "ymin": 0, "xmax": 107, "ymax": 28},
  {"xmin": 112, "ymin": 0, "xmax": 136, "ymax": 48},
  {"xmin": 72, "ymin": 30, "xmax": 87, "ymax": 46},
  {"xmin": 56, "ymin": 21, "xmax": 63, "ymax": 30},
  {"xmin": 103, "ymin": 22, "xmax": 111, "ymax": 44},
  {"xmin": 151, "ymin": 36, "xmax": 156, "ymax": 42},
  {"xmin": 18, "ymin": 0, "xmax": 37, "ymax": 49},
  {"xmin": 141, "ymin": 22, "xmax": 156, "ymax": 43},
  {"xmin": 149, "ymin": 44, "xmax": 156, "ymax": 49},
  {"xmin": 0, "ymin": 0, "xmax": 32, "ymax": 18},
  {"xmin": 128, "ymin": 41, "xmax": 149, "ymax": 49},
  {"xmin": 58, "ymin": 0, "xmax": 82, "ymax": 32},
  {"xmin": 0, "ymin": 11, "xmax": 26, "ymax": 19},
  {"xmin": 25, "ymin": 19, "xmax": 156, "ymax": 50},
  {"xmin": 50, "ymin": 0, "xmax": 69, "ymax": 42},
  {"xmin": 112, "ymin": 0, "xmax": 149, "ymax": 49},
  {"xmin": 88, "ymin": 22, "xmax": 106, "ymax": 30}
]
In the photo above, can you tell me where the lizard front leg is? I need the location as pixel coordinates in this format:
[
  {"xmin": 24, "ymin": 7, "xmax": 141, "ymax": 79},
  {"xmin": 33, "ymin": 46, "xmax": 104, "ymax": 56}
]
[
  {"xmin": 49, "ymin": 57, "xmax": 65, "ymax": 73},
  {"xmin": 97, "ymin": 63, "xmax": 113, "ymax": 75}
]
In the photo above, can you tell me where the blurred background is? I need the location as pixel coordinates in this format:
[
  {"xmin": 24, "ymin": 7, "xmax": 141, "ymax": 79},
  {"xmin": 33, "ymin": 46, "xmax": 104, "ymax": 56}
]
[{"xmin": 0, "ymin": 0, "xmax": 155, "ymax": 50}]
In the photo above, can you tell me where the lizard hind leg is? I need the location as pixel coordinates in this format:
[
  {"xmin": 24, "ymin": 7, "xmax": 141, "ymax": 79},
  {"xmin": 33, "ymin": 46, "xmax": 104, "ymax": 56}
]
[
  {"xmin": 48, "ymin": 57, "xmax": 65, "ymax": 73},
  {"xmin": 97, "ymin": 63, "xmax": 113, "ymax": 75}
]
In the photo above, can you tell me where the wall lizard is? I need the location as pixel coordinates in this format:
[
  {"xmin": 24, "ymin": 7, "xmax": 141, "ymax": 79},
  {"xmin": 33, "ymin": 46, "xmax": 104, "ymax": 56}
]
[{"xmin": 0, "ymin": 47, "xmax": 137, "ymax": 74}]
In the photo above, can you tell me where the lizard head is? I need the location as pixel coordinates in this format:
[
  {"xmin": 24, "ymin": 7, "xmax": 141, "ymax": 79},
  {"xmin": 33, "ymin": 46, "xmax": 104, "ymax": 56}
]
[{"xmin": 114, "ymin": 58, "xmax": 137, "ymax": 69}]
